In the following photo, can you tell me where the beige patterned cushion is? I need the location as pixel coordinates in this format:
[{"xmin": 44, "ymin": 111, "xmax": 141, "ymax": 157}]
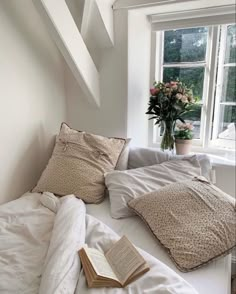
[
  {"xmin": 128, "ymin": 177, "xmax": 236, "ymax": 272},
  {"xmin": 33, "ymin": 123, "xmax": 126, "ymax": 203}
]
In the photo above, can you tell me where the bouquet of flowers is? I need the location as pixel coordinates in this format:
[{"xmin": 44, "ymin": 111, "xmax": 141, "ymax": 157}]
[
  {"xmin": 174, "ymin": 122, "xmax": 194, "ymax": 140},
  {"xmin": 146, "ymin": 80, "xmax": 196, "ymax": 150}
]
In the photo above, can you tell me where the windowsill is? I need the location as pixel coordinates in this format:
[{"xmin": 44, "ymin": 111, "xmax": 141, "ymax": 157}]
[
  {"xmin": 150, "ymin": 142, "xmax": 236, "ymax": 166},
  {"xmin": 191, "ymin": 146, "xmax": 236, "ymax": 166}
]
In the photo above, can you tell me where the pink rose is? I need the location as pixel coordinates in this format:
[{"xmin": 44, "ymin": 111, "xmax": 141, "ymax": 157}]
[
  {"xmin": 150, "ymin": 88, "xmax": 159, "ymax": 96},
  {"xmin": 185, "ymin": 123, "xmax": 194, "ymax": 130}
]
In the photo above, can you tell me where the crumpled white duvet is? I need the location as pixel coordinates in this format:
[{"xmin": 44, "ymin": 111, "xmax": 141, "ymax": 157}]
[{"xmin": 0, "ymin": 193, "xmax": 198, "ymax": 294}]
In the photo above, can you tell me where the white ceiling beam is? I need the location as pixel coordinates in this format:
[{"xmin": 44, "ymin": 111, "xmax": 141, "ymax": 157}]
[
  {"xmin": 81, "ymin": 0, "xmax": 114, "ymax": 48},
  {"xmin": 81, "ymin": 0, "xmax": 93, "ymax": 39},
  {"xmin": 96, "ymin": 0, "xmax": 114, "ymax": 46},
  {"xmin": 34, "ymin": 0, "xmax": 100, "ymax": 107}
]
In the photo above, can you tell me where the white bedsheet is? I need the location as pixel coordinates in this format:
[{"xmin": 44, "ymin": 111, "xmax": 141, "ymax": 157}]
[
  {"xmin": 86, "ymin": 197, "xmax": 231, "ymax": 294},
  {"xmin": 0, "ymin": 193, "xmax": 198, "ymax": 294},
  {"xmin": 0, "ymin": 193, "xmax": 55, "ymax": 293}
]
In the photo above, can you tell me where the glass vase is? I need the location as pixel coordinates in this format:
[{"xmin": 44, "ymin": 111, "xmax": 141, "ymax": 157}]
[{"xmin": 161, "ymin": 120, "xmax": 175, "ymax": 151}]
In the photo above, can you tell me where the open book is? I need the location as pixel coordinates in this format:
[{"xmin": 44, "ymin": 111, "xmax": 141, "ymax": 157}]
[{"xmin": 79, "ymin": 235, "xmax": 150, "ymax": 288}]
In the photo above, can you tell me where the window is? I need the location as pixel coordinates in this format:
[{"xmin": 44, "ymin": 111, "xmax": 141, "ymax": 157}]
[
  {"xmin": 151, "ymin": 23, "xmax": 236, "ymax": 150},
  {"xmin": 212, "ymin": 24, "xmax": 236, "ymax": 149}
]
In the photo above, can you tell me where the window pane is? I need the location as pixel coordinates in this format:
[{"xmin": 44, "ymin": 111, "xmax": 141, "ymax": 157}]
[
  {"xmin": 164, "ymin": 27, "xmax": 208, "ymax": 63},
  {"xmin": 225, "ymin": 24, "xmax": 236, "ymax": 64},
  {"xmin": 218, "ymin": 105, "xmax": 236, "ymax": 140},
  {"xmin": 221, "ymin": 66, "xmax": 236, "ymax": 102},
  {"xmin": 180, "ymin": 104, "xmax": 202, "ymax": 139},
  {"xmin": 163, "ymin": 67, "xmax": 205, "ymax": 100}
]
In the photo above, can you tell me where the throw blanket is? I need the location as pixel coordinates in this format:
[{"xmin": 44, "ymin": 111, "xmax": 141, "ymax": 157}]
[{"xmin": 0, "ymin": 193, "xmax": 198, "ymax": 294}]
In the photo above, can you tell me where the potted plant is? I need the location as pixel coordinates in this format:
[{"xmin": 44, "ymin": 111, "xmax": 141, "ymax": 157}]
[
  {"xmin": 146, "ymin": 80, "xmax": 196, "ymax": 151},
  {"xmin": 174, "ymin": 122, "xmax": 194, "ymax": 155}
]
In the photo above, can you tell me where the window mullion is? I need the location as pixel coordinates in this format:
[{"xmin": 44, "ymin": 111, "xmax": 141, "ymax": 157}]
[
  {"xmin": 203, "ymin": 25, "xmax": 220, "ymax": 148},
  {"xmin": 149, "ymin": 31, "xmax": 164, "ymax": 145},
  {"xmin": 199, "ymin": 26, "xmax": 212, "ymax": 148},
  {"xmin": 160, "ymin": 31, "xmax": 164, "ymax": 82},
  {"xmin": 224, "ymin": 63, "xmax": 236, "ymax": 67},
  {"xmin": 154, "ymin": 31, "xmax": 163, "ymax": 82},
  {"xmin": 163, "ymin": 62, "xmax": 206, "ymax": 68},
  {"xmin": 153, "ymin": 31, "xmax": 164, "ymax": 143},
  {"xmin": 212, "ymin": 25, "xmax": 227, "ymax": 141}
]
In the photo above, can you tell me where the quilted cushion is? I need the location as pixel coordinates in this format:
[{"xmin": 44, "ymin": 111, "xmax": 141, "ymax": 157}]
[
  {"xmin": 128, "ymin": 177, "xmax": 236, "ymax": 272},
  {"xmin": 33, "ymin": 123, "xmax": 126, "ymax": 203}
]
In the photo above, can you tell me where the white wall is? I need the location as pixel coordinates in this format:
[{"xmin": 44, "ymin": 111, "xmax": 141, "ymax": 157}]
[
  {"xmin": 127, "ymin": 11, "xmax": 151, "ymax": 146},
  {"xmin": 0, "ymin": 1, "xmax": 67, "ymax": 204},
  {"xmin": 66, "ymin": 7, "xmax": 152, "ymax": 146},
  {"xmin": 65, "ymin": 10, "xmax": 128, "ymax": 138}
]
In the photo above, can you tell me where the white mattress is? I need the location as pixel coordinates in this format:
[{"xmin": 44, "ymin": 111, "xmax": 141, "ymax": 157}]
[{"xmin": 86, "ymin": 197, "xmax": 231, "ymax": 294}]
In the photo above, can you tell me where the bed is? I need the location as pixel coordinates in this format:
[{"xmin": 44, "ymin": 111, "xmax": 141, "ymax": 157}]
[
  {"xmin": 87, "ymin": 197, "xmax": 232, "ymax": 294},
  {"xmin": 0, "ymin": 191, "xmax": 231, "ymax": 294},
  {"xmin": 0, "ymin": 193, "xmax": 199, "ymax": 294},
  {"xmin": 0, "ymin": 123, "xmax": 234, "ymax": 294}
]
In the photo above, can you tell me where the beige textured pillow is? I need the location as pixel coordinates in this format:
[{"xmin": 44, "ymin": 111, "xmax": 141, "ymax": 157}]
[
  {"xmin": 33, "ymin": 123, "xmax": 126, "ymax": 203},
  {"xmin": 128, "ymin": 177, "xmax": 236, "ymax": 272}
]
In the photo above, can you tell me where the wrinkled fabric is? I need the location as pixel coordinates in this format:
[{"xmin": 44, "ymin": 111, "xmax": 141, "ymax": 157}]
[{"xmin": 0, "ymin": 193, "xmax": 198, "ymax": 294}]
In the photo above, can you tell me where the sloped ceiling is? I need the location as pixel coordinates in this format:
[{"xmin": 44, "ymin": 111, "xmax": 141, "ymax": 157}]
[{"xmin": 34, "ymin": 0, "xmax": 116, "ymax": 107}]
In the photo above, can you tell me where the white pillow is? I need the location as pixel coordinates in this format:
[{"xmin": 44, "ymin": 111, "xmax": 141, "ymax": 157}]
[
  {"xmin": 105, "ymin": 156, "xmax": 201, "ymax": 219},
  {"xmin": 128, "ymin": 147, "xmax": 211, "ymax": 180}
]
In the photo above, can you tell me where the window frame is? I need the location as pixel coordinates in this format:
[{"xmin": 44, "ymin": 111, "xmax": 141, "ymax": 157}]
[
  {"xmin": 211, "ymin": 24, "xmax": 236, "ymax": 149},
  {"xmin": 149, "ymin": 23, "xmax": 235, "ymax": 151}
]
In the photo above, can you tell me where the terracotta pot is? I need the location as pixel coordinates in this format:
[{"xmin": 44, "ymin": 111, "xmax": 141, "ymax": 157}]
[{"xmin": 175, "ymin": 139, "xmax": 192, "ymax": 155}]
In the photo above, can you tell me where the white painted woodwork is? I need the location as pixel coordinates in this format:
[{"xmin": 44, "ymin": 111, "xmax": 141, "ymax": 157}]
[
  {"xmin": 114, "ymin": 0, "xmax": 235, "ymax": 16},
  {"xmin": 151, "ymin": 5, "xmax": 236, "ymax": 31},
  {"xmin": 65, "ymin": 0, "xmax": 84, "ymax": 31},
  {"xmin": 150, "ymin": 5, "xmax": 236, "ymax": 23},
  {"xmin": 65, "ymin": 9, "xmax": 129, "ymax": 138},
  {"xmin": 96, "ymin": 0, "xmax": 114, "ymax": 45},
  {"xmin": 113, "ymin": 0, "xmax": 196, "ymax": 10},
  {"xmin": 33, "ymin": 0, "xmax": 100, "ymax": 107},
  {"xmin": 151, "ymin": 14, "xmax": 236, "ymax": 31},
  {"xmin": 81, "ymin": 0, "xmax": 93, "ymax": 39},
  {"xmin": 81, "ymin": 0, "xmax": 115, "ymax": 49}
]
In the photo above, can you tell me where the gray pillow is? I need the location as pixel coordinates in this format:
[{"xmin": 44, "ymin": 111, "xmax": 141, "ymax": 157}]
[
  {"xmin": 128, "ymin": 147, "xmax": 212, "ymax": 180},
  {"xmin": 105, "ymin": 156, "xmax": 201, "ymax": 219}
]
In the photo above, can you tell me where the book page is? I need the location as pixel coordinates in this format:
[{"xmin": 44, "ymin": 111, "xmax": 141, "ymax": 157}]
[
  {"xmin": 84, "ymin": 247, "xmax": 120, "ymax": 282},
  {"xmin": 105, "ymin": 236, "xmax": 145, "ymax": 285}
]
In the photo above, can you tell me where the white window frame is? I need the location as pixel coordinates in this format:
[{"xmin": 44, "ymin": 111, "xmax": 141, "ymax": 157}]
[
  {"xmin": 149, "ymin": 23, "xmax": 235, "ymax": 152},
  {"xmin": 211, "ymin": 24, "xmax": 236, "ymax": 149}
]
